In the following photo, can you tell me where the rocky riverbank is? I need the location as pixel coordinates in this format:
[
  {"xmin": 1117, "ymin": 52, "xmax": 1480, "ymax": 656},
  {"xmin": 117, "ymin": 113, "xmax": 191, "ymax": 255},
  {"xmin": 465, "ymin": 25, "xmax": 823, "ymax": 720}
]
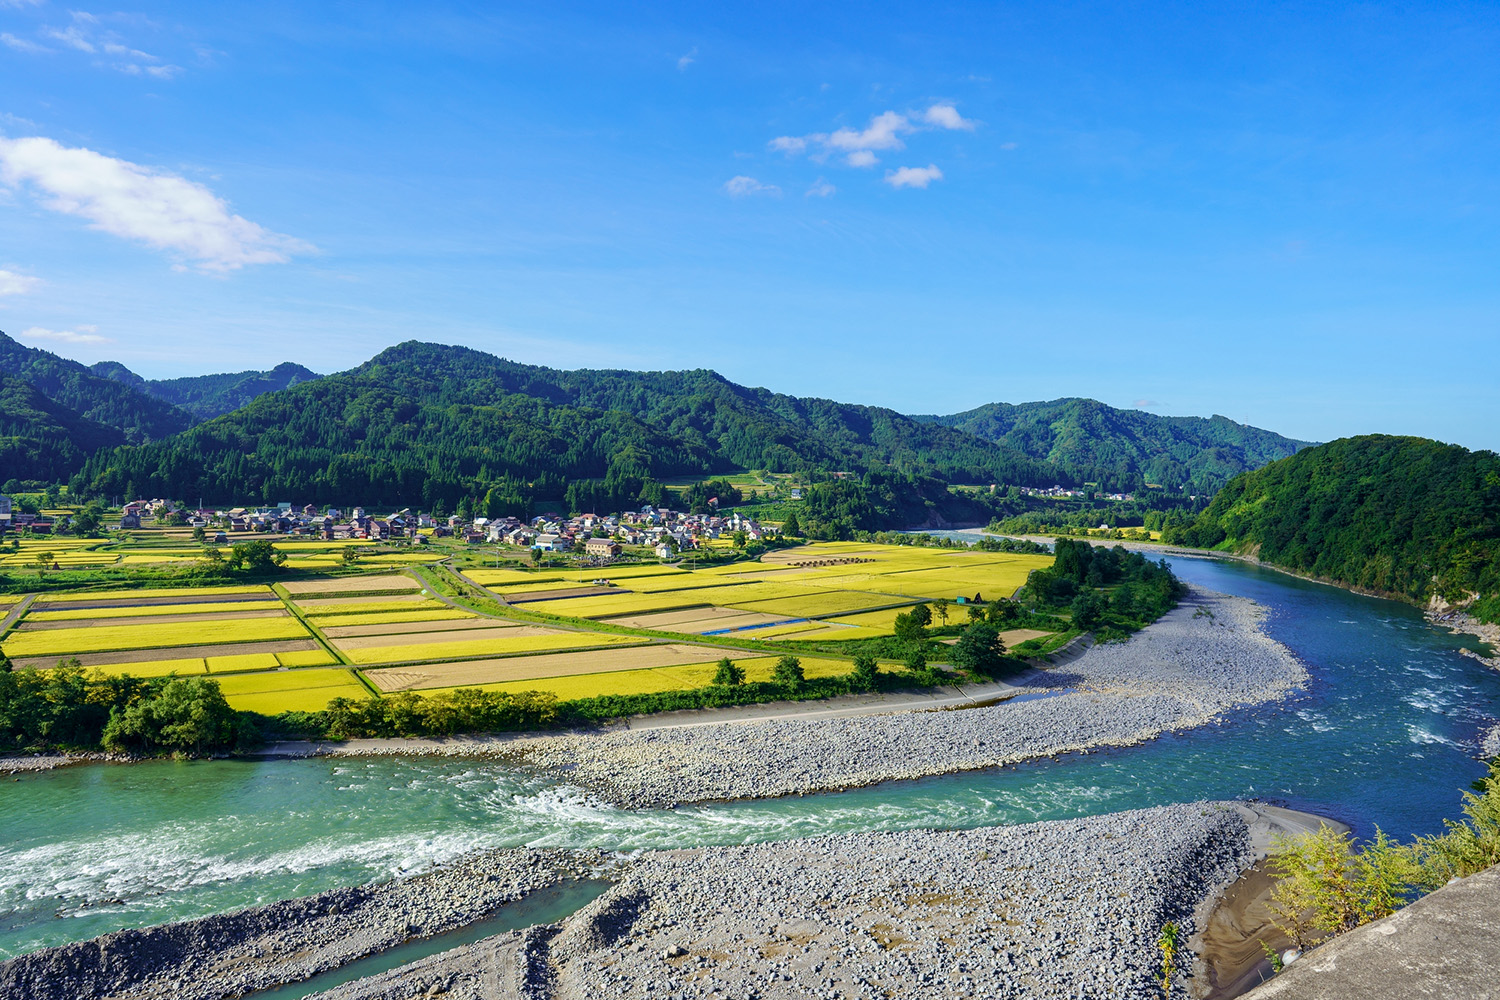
[
  {"xmin": 0, "ymin": 848, "xmax": 602, "ymax": 1000},
  {"xmin": 1429, "ymin": 609, "xmax": 1500, "ymax": 670},
  {"xmin": 308, "ymin": 801, "xmax": 1260, "ymax": 1000},
  {"xmin": 504, "ymin": 586, "xmax": 1308, "ymax": 808}
]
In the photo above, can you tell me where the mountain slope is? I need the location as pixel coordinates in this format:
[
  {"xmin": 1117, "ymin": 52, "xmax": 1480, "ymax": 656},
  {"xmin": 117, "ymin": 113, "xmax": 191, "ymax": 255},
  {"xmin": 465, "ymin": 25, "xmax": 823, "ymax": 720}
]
[
  {"xmin": 0, "ymin": 374, "xmax": 126, "ymax": 483},
  {"xmin": 0, "ymin": 330, "xmax": 196, "ymax": 445},
  {"xmin": 917, "ymin": 397, "xmax": 1311, "ymax": 491},
  {"xmin": 92, "ymin": 361, "xmax": 322, "ymax": 420},
  {"xmin": 1168, "ymin": 435, "xmax": 1500, "ymax": 617},
  {"xmin": 76, "ymin": 341, "xmax": 1063, "ymax": 506}
]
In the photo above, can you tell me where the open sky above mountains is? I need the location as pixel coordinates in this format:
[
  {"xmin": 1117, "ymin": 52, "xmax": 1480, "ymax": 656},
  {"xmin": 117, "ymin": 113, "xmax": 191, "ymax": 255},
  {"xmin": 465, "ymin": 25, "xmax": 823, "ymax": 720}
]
[{"xmin": 0, "ymin": 1, "xmax": 1496, "ymax": 450}]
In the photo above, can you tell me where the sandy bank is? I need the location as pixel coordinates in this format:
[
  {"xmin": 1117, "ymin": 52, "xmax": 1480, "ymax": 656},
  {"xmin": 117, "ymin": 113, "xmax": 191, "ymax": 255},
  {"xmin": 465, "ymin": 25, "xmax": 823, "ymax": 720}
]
[{"xmin": 504, "ymin": 586, "xmax": 1308, "ymax": 808}]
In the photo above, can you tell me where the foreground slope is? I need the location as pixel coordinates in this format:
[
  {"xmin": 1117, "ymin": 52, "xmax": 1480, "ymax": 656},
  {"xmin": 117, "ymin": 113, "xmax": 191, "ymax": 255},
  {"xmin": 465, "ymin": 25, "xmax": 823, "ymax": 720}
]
[
  {"xmin": 919, "ymin": 397, "xmax": 1311, "ymax": 491},
  {"xmin": 1170, "ymin": 434, "xmax": 1500, "ymax": 617}
]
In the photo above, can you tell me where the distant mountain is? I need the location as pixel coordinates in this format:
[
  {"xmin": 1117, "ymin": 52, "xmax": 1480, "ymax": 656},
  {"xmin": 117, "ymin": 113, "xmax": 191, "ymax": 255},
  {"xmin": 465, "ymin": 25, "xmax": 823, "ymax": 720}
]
[
  {"xmin": 76, "ymin": 341, "xmax": 1063, "ymax": 506},
  {"xmin": 0, "ymin": 330, "xmax": 195, "ymax": 449},
  {"xmin": 1168, "ymin": 435, "xmax": 1500, "ymax": 618},
  {"xmin": 916, "ymin": 397, "xmax": 1312, "ymax": 491},
  {"xmin": 91, "ymin": 360, "xmax": 322, "ymax": 420},
  {"xmin": 0, "ymin": 373, "xmax": 126, "ymax": 483}
]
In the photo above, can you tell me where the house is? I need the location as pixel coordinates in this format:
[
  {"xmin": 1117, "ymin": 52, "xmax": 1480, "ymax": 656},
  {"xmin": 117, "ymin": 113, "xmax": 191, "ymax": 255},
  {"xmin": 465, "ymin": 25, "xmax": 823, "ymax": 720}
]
[
  {"xmin": 119, "ymin": 512, "xmax": 142, "ymax": 529},
  {"xmin": 584, "ymin": 538, "xmax": 621, "ymax": 558},
  {"xmin": 653, "ymin": 541, "xmax": 676, "ymax": 559},
  {"xmin": 535, "ymin": 533, "xmax": 570, "ymax": 552},
  {"xmin": 0, "ymin": 496, "xmax": 10, "ymax": 516},
  {"xmin": 213, "ymin": 531, "xmax": 228, "ymax": 544}
]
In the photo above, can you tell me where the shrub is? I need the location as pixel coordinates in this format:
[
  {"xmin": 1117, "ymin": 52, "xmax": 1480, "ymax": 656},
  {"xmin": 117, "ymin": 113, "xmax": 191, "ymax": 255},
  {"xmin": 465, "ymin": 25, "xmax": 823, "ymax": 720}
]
[
  {"xmin": 771, "ymin": 655, "xmax": 804, "ymax": 691},
  {"xmin": 850, "ymin": 655, "xmax": 878, "ymax": 692},
  {"xmin": 712, "ymin": 657, "xmax": 746, "ymax": 686}
]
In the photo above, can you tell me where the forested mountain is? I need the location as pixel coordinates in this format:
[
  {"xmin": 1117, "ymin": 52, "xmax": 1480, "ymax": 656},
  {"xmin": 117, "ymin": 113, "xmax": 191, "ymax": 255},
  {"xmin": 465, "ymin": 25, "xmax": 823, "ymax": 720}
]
[
  {"xmin": 0, "ymin": 374, "xmax": 126, "ymax": 483},
  {"xmin": 0, "ymin": 330, "xmax": 195, "ymax": 446},
  {"xmin": 1167, "ymin": 435, "xmax": 1500, "ymax": 620},
  {"xmin": 75, "ymin": 341, "xmax": 1062, "ymax": 507},
  {"xmin": 917, "ymin": 397, "xmax": 1311, "ymax": 491},
  {"xmin": 91, "ymin": 360, "xmax": 322, "ymax": 420}
]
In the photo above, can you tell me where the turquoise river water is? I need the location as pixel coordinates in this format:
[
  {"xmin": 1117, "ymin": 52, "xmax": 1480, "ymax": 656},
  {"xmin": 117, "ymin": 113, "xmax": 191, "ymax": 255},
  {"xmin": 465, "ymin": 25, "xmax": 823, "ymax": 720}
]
[{"xmin": 1, "ymin": 556, "xmax": 1497, "ymax": 962}]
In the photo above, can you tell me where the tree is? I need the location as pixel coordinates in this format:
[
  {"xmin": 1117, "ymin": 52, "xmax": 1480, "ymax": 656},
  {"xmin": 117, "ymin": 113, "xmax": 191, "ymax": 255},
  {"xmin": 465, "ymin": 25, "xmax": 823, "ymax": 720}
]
[
  {"xmin": 101, "ymin": 677, "xmax": 237, "ymax": 755},
  {"xmin": 200, "ymin": 545, "xmax": 222, "ymax": 564},
  {"xmin": 1265, "ymin": 824, "xmax": 1421, "ymax": 950},
  {"xmin": 771, "ymin": 655, "xmax": 804, "ymax": 691},
  {"xmin": 30, "ymin": 551, "xmax": 54, "ymax": 572},
  {"xmin": 732, "ymin": 529, "xmax": 748, "ymax": 549},
  {"xmin": 893, "ymin": 604, "xmax": 931, "ymax": 644},
  {"xmin": 226, "ymin": 540, "xmax": 286, "ymax": 572},
  {"xmin": 967, "ymin": 602, "xmax": 986, "ymax": 623},
  {"xmin": 850, "ymin": 655, "xmax": 878, "ymax": 692},
  {"xmin": 934, "ymin": 598, "xmax": 949, "ymax": 626},
  {"xmin": 73, "ymin": 503, "xmax": 103, "ymax": 537},
  {"xmin": 951, "ymin": 623, "xmax": 1006, "ymax": 675},
  {"xmin": 192, "ymin": 525, "xmax": 206, "ymax": 543},
  {"xmin": 1070, "ymin": 592, "xmax": 1107, "ymax": 631},
  {"xmin": 712, "ymin": 657, "xmax": 745, "ymax": 686},
  {"xmin": 904, "ymin": 649, "xmax": 928, "ymax": 674},
  {"xmin": 342, "ymin": 546, "xmax": 360, "ymax": 566},
  {"xmin": 781, "ymin": 510, "xmax": 801, "ymax": 537},
  {"xmin": 987, "ymin": 600, "xmax": 1019, "ymax": 624}
]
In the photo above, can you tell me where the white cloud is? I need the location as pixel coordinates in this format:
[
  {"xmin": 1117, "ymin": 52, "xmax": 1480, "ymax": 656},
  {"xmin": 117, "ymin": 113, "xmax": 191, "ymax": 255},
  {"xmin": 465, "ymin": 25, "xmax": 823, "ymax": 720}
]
[
  {"xmin": 0, "ymin": 269, "xmax": 41, "ymax": 296},
  {"xmin": 20, "ymin": 325, "xmax": 113, "ymax": 345},
  {"xmin": 723, "ymin": 175, "xmax": 781, "ymax": 198},
  {"xmin": 31, "ymin": 12, "xmax": 182, "ymax": 78},
  {"xmin": 922, "ymin": 104, "xmax": 976, "ymax": 131},
  {"xmin": 885, "ymin": 164, "xmax": 943, "ymax": 189},
  {"xmin": 40, "ymin": 25, "xmax": 95, "ymax": 53},
  {"xmin": 0, "ymin": 0, "xmax": 47, "ymax": 8},
  {"xmin": 1, "ymin": 32, "xmax": 50, "ymax": 54},
  {"xmin": 768, "ymin": 135, "xmax": 807, "ymax": 155},
  {"xmin": 825, "ymin": 110, "xmax": 910, "ymax": 152},
  {"xmin": 677, "ymin": 47, "xmax": 696, "ymax": 71},
  {"xmin": 0, "ymin": 136, "xmax": 315, "ymax": 272},
  {"xmin": 845, "ymin": 150, "xmax": 878, "ymax": 168},
  {"xmin": 805, "ymin": 178, "xmax": 835, "ymax": 198}
]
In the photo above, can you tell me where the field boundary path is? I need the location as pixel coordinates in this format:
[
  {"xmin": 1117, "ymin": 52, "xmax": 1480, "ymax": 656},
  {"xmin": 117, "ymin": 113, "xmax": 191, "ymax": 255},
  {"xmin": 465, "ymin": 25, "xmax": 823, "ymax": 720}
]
[{"xmin": 0, "ymin": 594, "xmax": 36, "ymax": 636}]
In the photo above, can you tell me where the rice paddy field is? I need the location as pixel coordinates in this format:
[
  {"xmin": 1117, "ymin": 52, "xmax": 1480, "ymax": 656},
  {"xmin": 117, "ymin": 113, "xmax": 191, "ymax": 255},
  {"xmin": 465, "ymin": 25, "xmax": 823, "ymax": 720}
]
[{"xmin": 1, "ymin": 539, "xmax": 1052, "ymax": 715}]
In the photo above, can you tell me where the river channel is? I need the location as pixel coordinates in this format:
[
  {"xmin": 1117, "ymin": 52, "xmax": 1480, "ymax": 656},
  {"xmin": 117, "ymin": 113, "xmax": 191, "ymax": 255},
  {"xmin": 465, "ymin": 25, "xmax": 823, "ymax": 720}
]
[{"xmin": 1, "ymin": 556, "xmax": 1496, "ymax": 962}]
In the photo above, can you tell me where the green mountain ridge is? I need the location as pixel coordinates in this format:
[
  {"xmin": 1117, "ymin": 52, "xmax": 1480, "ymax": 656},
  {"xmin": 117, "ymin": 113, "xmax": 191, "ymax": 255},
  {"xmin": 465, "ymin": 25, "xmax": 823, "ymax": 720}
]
[
  {"xmin": 917, "ymin": 397, "xmax": 1313, "ymax": 492},
  {"xmin": 1167, "ymin": 434, "xmax": 1500, "ymax": 618},
  {"xmin": 0, "ymin": 374, "xmax": 126, "ymax": 483},
  {"xmin": 90, "ymin": 360, "xmax": 322, "ymax": 420}
]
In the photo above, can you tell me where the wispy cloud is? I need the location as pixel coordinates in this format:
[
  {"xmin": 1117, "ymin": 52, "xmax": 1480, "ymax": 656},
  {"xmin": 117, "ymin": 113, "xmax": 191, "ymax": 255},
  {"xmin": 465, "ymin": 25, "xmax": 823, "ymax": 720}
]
[
  {"xmin": 0, "ymin": 269, "xmax": 41, "ymax": 296},
  {"xmin": 1134, "ymin": 399, "xmax": 1159, "ymax": 408},
  {"xmin": 884, "ymin": 164, "xmax": 943, "ymax": 189},
  {"xmin": 27, "ymin": 11, "xmax": 182, "ymax": 77},
  {"xmin": 723, "ymin": 175, "xmax": 781, "ymax": 198},
  {"xmin": 0, "ymin": 136, "xmax": 315, "ymax": 272},
  {"xmin": 805, "ymin": 178, "xmax": 835, "ymax": 198},
  {"xmin": 21, "ymin": 325, "xmax": 112, "ymax": 345},
  {"xmin": 677, "ymin": 46, "xmax": 697, "ymax": 71},
  {"xmin": 1, "ymin": 32, "xmax": 51, "ymax": 54},
  {"xmin": 770, "ymin": 104, "xmax": 975, "ymax": 168}
]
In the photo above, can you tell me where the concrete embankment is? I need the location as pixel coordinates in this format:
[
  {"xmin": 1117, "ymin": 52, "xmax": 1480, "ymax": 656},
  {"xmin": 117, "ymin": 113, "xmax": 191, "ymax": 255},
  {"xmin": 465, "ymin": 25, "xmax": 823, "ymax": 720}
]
[
  {"xmin": 1239, "ymin": 864, "xmax": 1500, "ymax": 1000},
  {"xmin": 505, "ymin": 586, "xmax": 1309, "ymax": 808}
]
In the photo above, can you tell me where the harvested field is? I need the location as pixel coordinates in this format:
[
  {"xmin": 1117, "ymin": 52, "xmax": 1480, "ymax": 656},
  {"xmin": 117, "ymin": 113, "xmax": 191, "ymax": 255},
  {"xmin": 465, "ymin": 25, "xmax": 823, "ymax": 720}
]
[
  {"xmin": 33, "ymin": 585, "xmax": 270, "ymax": 603},
  {"xmin": 731, "ymin": 589, "xmax": 903, "ymax": 618},
  {"xmin": 331, "ymin": 625, "xmax": 562, "ymax": 651},
  {"xmin": 341, "ymin": 632, "xmax": 642, "ymax": 666},
  {"xmin": 302, "ymin": 599, "xmax": 450, "ymax": 617},
  {"xmin": 308, "ymin": 609, "xmax": 477, "ymax": 629},
  {"xmin": 462, "ymin": 570, "xmax": 564, "ymax": 586},
  {"xmin": 16, "ymin": 609, "xmax": 289, "ymax": 630},
  {"xmin": 505, "ymin": 586, "xmax": 619, "ymax": 603},
  {"xmin": 26, "ymin": 600, "xmax": 285, "ymax": 621},
  {"xmin": 319, "ymin": 618, "xmax": 522, "ymax": 639},
  {"xmin": 281, "ymin": 575, "xmax": 420, "ymax": 596},
  {"xmin": 10, "ymin": 639, "xmax": 323, "ymax": 671},
  {"xmin": 2, "ymin": 618, "xmax": 312, "ymax": 658},
  {"xmin": 214, "ymin": 668, "xmax": 371, "ymax": 714},
  {"xmin": 489, "ymin": 579, "xmax": 590, "ymax": 596},
  {"xmin": 530, "ymin": 591, "xmax": 716, "ymax": 619},
  {"xmin": 604, "ymin": 607, "xmax": 793, "ymax": 633},
  {"xmin": 294, "ymin": 593, "xmax": 433, "ymax": 609},
  {"xmin": 363, "ymin": 643, "xmax": 755, "ymax": 692}
]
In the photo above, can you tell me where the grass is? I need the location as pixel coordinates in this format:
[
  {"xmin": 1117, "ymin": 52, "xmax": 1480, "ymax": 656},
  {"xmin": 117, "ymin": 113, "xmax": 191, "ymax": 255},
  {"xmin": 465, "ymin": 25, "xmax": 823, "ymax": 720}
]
[
  {"xmin": 339, "ymin": 631, "xmax": 644, "ymax": 666},
  {"xmin": 27, "ymin": 600, "xmax": 285, "ymax": 621},
  {"xmin": 1, "ymin": 617, "xmax": 312, "ymax": 657},
  {"xmin": 214, "ymin": 668, "xmax": 372, "ymax": 713}
]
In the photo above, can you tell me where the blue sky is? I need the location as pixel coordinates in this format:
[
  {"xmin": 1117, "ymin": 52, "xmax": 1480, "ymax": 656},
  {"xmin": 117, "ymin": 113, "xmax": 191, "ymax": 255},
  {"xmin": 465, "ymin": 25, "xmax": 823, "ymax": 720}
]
[{"xmin": 1, "ymin": 2, "xmax": 1497, "ymax": 450}]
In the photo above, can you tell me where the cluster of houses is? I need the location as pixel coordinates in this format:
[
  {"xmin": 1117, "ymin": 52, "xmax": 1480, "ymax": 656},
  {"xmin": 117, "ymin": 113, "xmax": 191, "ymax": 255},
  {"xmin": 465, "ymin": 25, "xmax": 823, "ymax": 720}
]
[
  {"xmin": 115, "ymin": 499, "xmax": 773, "ymax": 562},
  {"xmin": 1017, "ymin": 486, "xmax": 1136, "ymax": 502},
  {"xmin": 0, "ymin": 495, "xmax": 50, "ymax": 535}
]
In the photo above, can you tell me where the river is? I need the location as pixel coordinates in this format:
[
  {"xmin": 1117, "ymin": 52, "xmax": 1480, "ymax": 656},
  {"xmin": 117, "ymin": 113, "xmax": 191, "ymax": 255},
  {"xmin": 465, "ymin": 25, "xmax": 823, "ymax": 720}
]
[{"xmin": 1, "ymin": 556, "xmax": 1496, "ymax": 962}]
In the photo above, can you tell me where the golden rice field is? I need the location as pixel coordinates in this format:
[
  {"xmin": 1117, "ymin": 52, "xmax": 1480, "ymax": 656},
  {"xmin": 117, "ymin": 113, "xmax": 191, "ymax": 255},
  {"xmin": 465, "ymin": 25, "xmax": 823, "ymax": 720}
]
[
  {"xmin": 425, "ymin": 655, "xmax": 857, "ymax": 701},
  {"xmin": 319, "ymin": 617, "xmax": 521, "ymax": 639},
  {"xmin": 27, "ymin": 600, "xmax": 285, "ymax": 621},
  {"xmin": 361, "ymin": 643, "xmax": 754, "ymax": 692},
  {"xmin": 34, "ymin": 585, "xmax": 271, "ymax": 603},
  {"xmin": 464, "ymin": 569, "xmax": 565, "ymax": 586},
  {"xmin": 731, "ymin": 589, "xmax": 902, "ymax": 618},
  {"xmin": 2, "ymin": 617, "xmax": 312, "ymax": 658},
  {"xmin": 214, "ymin": 668, "xmax": 371, "ymax": 714},
  {"xmin": 298, "ymin": 599, "xmax": 450, "ymax": 617},
  {"xmin": 339, "ymin": 631, "xmax": 643, "ymax": 666}
]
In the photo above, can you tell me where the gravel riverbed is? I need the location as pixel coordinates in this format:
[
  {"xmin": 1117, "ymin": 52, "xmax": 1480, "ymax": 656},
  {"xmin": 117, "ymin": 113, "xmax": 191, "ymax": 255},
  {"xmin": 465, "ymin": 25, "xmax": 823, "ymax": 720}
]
[
  {"xmin": 308, "ymin": 801, "xmax": 1259, "ymax": 1000},
  {"xmin": 0, "ymin": 848, "xmax": 602, "ymax": 1000},
  {"xmin": 505, "ymin": 586, "xmax": 1308, "ymax": 808}
]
